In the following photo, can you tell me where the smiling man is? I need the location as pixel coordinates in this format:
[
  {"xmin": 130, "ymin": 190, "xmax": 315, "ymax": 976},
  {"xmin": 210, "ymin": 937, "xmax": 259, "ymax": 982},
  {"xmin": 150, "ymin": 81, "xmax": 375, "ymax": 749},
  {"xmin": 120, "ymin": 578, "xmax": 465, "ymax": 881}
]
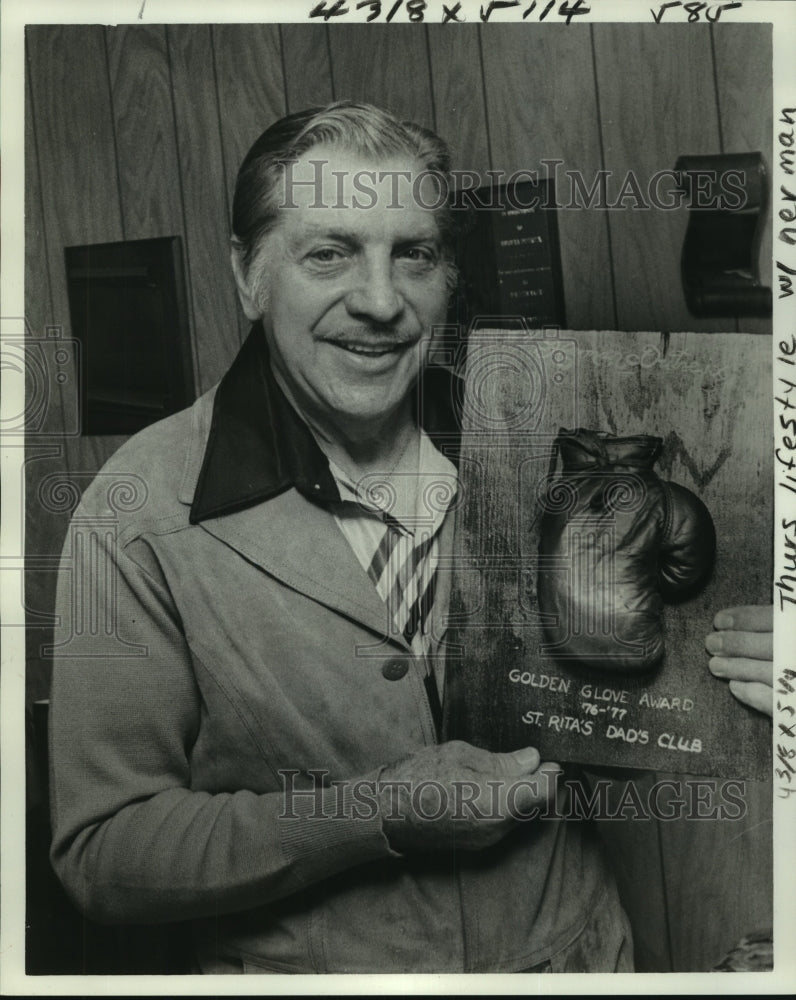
[
  {"xmin": 48, "ymin": 102, "xmax": 773, "ymax": 975},
  {"xmin": 230, "ymin": 139, "xmax": 452, "ymax": 481}
]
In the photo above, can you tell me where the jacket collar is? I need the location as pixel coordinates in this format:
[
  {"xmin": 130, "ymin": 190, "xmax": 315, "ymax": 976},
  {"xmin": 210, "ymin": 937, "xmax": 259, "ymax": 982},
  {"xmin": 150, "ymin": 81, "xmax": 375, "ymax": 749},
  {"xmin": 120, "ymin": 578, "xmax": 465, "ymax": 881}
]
[{"xmin": 190, "ymin": 323, "xmax": 462, "ymax": 524}]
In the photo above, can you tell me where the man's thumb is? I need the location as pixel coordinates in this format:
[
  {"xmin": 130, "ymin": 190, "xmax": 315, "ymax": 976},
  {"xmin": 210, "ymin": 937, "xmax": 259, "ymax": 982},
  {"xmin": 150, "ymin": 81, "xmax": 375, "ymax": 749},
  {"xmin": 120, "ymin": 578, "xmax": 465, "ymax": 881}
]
[{"xmin": 502, "ymin": 745, "xmax": 541, "ymax": 774}]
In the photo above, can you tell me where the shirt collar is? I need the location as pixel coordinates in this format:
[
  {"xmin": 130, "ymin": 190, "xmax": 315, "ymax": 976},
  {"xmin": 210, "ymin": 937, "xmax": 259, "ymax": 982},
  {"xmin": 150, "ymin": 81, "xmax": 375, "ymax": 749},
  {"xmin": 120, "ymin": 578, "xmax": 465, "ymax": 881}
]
[
  {"xmin": 327, "ymin": 430, "xmax": 458, "ymax": 537},
  {"xmin": 190, "ymin": 322, "xmax": 462, "ymax": 524}
]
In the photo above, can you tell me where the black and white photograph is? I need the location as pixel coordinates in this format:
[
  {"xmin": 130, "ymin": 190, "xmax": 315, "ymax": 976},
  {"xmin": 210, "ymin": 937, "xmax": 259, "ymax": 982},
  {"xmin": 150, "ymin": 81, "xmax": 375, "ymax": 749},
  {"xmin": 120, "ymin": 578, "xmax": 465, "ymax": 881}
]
[{"xmin": 1, "ymin": 0, "xmax": 795, "ymax": 992}]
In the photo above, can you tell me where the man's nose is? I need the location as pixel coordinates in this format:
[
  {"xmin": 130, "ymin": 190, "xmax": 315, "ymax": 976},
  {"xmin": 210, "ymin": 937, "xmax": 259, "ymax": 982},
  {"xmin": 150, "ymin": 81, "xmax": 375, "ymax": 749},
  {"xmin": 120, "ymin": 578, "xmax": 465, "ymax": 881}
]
[{"xmin": 344, "ymin": 257, "xmax": 404, "ymax": 324}]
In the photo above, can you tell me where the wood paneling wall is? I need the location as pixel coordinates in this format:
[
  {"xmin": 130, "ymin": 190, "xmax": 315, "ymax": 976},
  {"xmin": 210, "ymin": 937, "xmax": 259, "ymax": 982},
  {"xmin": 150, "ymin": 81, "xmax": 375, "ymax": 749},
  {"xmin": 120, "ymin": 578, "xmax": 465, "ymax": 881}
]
[
  {"xmin": 24, "ymin": 21, "xmax": 773, "ymax": 973},
  {"xmin": 24, "ymin": 20, "xmax": 773, "ymax": 385}
]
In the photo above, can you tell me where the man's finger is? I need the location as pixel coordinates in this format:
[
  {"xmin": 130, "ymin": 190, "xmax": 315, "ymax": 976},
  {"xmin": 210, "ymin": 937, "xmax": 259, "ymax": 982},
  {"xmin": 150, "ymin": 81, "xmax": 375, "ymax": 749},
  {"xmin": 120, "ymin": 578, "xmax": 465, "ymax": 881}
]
[
  {"xmin": 503, "ymin": 763, "xmax": 561, "ymax": 817},
  {"xmin": 713, "ymin": 605, "xmax": 773, "ymax": 632},
  {"xmin": 705, "ymin": 628, "xmax": 773, "ymax": 661},
  {"xmin": 728, "ymin": 680, "xmax": 773, "ymax": 717},
  {"xmin": 709, "ymin": 655, "xmax": 773, "ymax": 686},
  {"xmin": 495, "ymin": 746, "xmax": 541, "ymax": 777}
]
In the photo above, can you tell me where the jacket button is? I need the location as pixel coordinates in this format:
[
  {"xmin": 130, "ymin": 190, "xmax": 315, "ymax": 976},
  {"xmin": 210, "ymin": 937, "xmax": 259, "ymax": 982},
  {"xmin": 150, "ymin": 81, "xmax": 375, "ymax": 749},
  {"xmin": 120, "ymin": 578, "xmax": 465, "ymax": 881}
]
[{"xmin": 382, "ymin": 657, "xmax": 410, "ymax": 681}]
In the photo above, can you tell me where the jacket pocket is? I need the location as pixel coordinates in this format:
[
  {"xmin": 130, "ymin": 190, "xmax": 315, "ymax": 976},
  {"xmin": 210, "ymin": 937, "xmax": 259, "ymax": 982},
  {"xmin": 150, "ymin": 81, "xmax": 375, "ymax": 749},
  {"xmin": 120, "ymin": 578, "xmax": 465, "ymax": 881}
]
[
  {"xmin": 548, "ymin": 893, "xmax": 634, "ymax": 973},
  {"xmin": 241, "ymin": 955, "xmax": 302, "ymax": 974}
]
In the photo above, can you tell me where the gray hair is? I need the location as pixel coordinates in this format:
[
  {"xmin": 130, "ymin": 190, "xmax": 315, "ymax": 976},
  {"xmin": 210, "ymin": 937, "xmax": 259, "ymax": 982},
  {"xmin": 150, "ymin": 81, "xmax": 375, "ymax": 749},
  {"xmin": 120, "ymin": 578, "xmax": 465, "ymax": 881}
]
[{"xmin": 231, "ymin": 101, "xmax": 458, "ymax": 281}]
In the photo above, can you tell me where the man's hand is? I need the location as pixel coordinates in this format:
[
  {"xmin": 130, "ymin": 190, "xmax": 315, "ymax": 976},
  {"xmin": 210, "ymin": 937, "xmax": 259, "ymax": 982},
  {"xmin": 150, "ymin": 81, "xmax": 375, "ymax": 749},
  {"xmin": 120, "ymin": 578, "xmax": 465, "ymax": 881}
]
[
  {"xmin": 705, "ymin": 605, "xmax": 773, "ymax": 716},
  {"xmin": 377, "ymin": 740, "xmax": 560, "ymax": 853}
]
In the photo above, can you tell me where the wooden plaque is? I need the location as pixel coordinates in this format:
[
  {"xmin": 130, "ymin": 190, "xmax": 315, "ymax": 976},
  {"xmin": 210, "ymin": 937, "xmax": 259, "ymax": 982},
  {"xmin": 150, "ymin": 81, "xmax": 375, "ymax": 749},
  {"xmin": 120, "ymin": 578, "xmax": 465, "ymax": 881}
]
[
  {"xmin": 457, "ymin": 180, "xmax": 566, "ymax": 329},
  {"xmin": 442, "ymin": 329, "xmax": 772, "ymax": 779}
]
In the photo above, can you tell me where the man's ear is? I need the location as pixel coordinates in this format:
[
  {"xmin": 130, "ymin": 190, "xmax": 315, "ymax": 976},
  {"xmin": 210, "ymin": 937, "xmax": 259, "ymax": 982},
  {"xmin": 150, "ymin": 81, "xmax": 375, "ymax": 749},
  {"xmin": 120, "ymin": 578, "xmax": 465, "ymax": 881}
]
[{"xmin": 230, "ymin": 246, "xmax": 262, "ymax": 321}]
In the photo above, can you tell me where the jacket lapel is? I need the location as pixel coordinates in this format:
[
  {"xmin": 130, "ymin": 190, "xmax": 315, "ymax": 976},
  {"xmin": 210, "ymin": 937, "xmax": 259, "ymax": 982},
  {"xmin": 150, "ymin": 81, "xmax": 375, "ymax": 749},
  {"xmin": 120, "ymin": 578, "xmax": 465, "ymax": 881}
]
[
  {"xmin": 197, "ymin": 487, "xmax": 400, "ymax": 643},
  {"xmin": 177, "ymin": 326, "xmax": 462, "ymax": 644}
]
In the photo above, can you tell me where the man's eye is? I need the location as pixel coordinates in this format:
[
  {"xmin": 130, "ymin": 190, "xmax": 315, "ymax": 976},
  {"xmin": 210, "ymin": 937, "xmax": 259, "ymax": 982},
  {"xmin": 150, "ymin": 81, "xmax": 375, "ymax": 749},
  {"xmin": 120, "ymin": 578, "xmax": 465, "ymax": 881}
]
[
  {"xmin": 399, "ymin": 247, "xmax": 435, "ymax": 264},
  {"xmin": 308, "ymin": 248, "xmax": 345, "ymax": 263}
]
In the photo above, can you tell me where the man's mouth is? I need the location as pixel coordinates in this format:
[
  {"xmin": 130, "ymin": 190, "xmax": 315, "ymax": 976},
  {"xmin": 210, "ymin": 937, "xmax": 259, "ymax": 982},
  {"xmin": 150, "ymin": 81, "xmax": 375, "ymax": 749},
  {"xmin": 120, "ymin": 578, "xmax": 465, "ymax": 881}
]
[{"xmin": 327, "ymin": 339, "xmax": 413, "ymax": 358}]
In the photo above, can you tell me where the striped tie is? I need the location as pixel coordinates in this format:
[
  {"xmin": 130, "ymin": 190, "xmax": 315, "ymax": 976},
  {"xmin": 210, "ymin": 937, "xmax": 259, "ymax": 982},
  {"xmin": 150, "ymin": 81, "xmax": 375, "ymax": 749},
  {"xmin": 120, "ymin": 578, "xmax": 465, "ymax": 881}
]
[
  {"xmin": 367, "ymin": 516, "xmax": 443, "ymax": 731},
  {"xmin": 367, "ymin": 517, "xmax": 438, "ymax": 653}
]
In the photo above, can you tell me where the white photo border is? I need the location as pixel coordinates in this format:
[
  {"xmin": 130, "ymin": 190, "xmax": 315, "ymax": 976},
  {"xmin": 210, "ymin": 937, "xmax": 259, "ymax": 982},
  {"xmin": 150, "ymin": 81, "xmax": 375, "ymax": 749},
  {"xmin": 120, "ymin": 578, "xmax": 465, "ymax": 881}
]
[{"xmin": 2, "ymin": 0, "xmax": 794, "ymax": 994}]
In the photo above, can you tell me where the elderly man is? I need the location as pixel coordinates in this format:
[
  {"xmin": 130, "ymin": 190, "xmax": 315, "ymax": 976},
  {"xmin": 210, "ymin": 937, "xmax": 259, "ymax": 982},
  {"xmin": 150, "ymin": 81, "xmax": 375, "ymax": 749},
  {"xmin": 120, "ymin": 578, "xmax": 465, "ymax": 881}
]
[{"xmin": 49, "ymin": 102, "xmax": 773, "ymax": 975}]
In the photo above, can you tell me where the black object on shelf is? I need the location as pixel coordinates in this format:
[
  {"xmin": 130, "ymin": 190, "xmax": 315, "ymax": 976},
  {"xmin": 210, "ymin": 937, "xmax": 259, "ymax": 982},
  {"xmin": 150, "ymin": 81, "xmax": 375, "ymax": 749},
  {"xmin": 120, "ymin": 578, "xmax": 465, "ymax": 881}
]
[
  {"xmin": 65, "ymin": 236, "xmax": 195, "ymax": 436},
  {"xmin": 675, "ymin": 152, "xmax": 772, "ymax": 319}
]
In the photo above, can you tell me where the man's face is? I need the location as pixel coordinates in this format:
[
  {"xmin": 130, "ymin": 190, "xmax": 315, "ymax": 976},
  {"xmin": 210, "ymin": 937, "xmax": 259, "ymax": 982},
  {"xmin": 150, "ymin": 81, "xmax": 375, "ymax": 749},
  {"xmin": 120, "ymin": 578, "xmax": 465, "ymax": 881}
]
[{"xmin": 232, "ymin": 143, "xmax": 451, "ymax": 436}]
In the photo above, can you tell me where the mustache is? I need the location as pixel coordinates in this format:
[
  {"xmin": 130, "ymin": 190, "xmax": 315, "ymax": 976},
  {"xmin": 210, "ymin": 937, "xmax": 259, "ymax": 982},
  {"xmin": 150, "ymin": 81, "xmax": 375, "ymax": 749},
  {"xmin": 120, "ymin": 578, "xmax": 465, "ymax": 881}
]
[{"xmin": 321, "ymin": 328, "xmax": 421, "ymax": 348}]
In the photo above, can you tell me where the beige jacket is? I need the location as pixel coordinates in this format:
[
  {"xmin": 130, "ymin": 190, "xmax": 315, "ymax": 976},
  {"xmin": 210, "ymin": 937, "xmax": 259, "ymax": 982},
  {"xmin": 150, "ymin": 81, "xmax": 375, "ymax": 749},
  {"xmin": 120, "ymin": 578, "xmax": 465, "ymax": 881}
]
[{"xmin": 49, "ymin": 328, "xmax": 622, "ymax": 973}]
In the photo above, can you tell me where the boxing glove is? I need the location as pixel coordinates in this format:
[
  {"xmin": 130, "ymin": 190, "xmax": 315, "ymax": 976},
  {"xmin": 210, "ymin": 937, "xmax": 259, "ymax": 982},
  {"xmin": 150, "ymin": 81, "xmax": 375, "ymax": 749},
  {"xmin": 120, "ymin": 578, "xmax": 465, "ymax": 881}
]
[{"xmin": 537, "ymin": 427, "xmax": 716, "ymax": 672}]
